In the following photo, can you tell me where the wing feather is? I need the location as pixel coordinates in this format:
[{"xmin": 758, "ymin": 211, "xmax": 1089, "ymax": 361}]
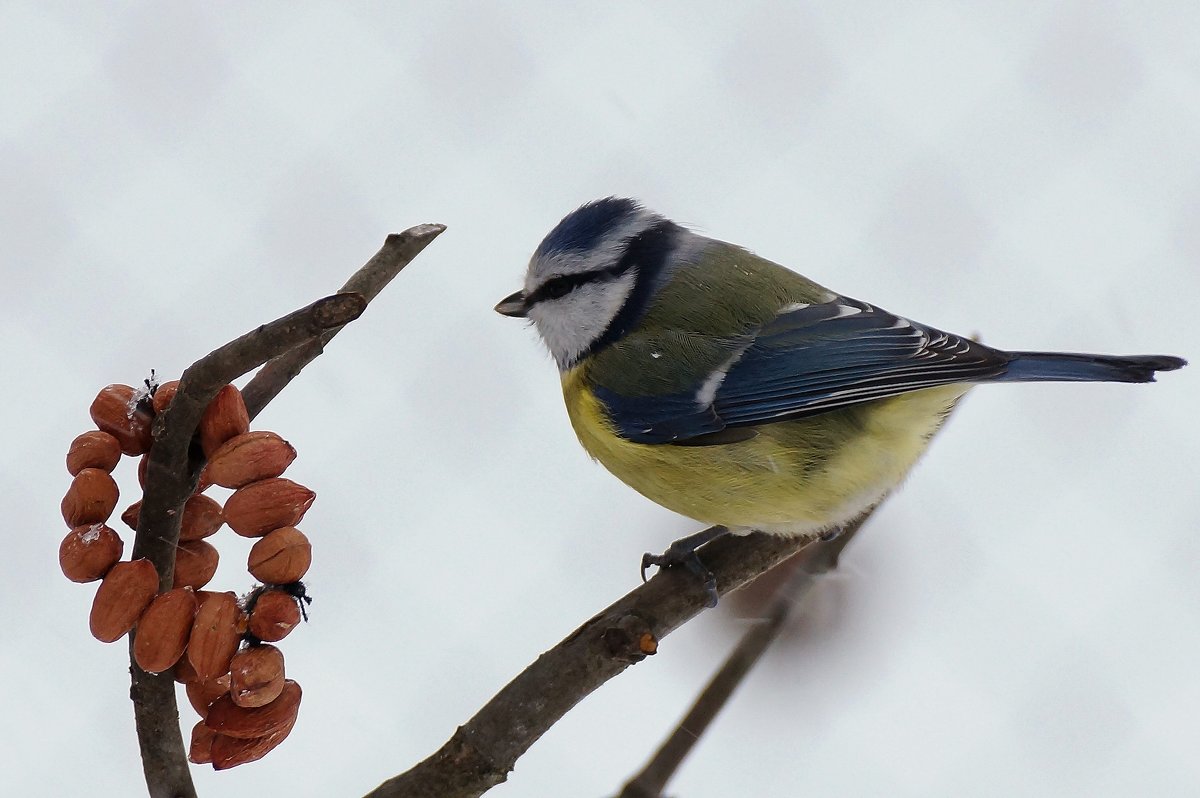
[{"xmin": 593, "ymin": 297, "xmax": 1009, "ymax": 444}]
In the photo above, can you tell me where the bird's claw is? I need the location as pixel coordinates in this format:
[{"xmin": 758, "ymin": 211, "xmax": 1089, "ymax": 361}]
[{"xmin": 640, "ymin": 530, "xmax": 726, "ymax": 607}]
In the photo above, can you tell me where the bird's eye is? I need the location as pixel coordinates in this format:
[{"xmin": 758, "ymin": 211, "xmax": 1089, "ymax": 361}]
[{"xmin": 542, "ymin": 277, "xmax": 573, "ymax": 300}]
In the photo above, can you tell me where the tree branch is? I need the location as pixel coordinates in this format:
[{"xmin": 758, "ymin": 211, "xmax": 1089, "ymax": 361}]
[
  {"xmin": 135, "ymin": 293, "xmax": 368, "ymax": 580},
  {"xmin": 365, "ymin": 527, "xmax": 841, "ymax": 798},
  {"xmin": 128, "ymin": 224, "xmax": 444, "ymax": 798},
  {"xmin": 241, "ymin": 225, "xmax": 445, "ymax": 419},
  {"xmin": 617, "ymin": 517, "xmax": 865, "ymax": 798}
]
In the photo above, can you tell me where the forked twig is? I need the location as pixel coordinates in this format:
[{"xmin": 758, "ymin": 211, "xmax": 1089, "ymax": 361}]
[
  {"xmin": 242, "ymin": 226, "xmax": 446, "ymax": 419},
  {"xmin": 128, "ymin": 224, "xmax": 444, "ymax": 798},
  {"xmin": 617, "ymin": 518, "xmax": 865, "ymax": 798}
]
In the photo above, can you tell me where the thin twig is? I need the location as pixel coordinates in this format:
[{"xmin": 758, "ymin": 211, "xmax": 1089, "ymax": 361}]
[
  {"xmin": 241, "ymin": 225, "xmax": 445, "ymax": 419},
  {"xmin": 366, "ymin": 527, "xmax": 840, "ymax": 798},
  {"xmin": 128, "ymin": 223, "xmax": 443, "ymax": 798},
  {"xmin": 617, "ymin": 518, "xmax": 864, "ymax": 798},
  {"xmin": 134, "ymin": 293, "xmax": 368, "ymax": 580}
]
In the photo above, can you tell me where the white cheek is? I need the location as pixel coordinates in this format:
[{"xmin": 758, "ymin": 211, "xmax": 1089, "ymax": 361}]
[{"xmin": 531, "ymin": 276, "xmax": 635, "ymax": 370}]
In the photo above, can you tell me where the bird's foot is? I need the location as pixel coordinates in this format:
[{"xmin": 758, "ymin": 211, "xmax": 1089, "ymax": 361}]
[{"xmin": 640, "ymin": 526, "xmax": 730, "ymax": 608}]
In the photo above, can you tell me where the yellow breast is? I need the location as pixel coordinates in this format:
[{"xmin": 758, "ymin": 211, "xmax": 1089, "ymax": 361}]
[{"xmin": 562, "ymin": 365, "xmax": 966, "ymax": 536}]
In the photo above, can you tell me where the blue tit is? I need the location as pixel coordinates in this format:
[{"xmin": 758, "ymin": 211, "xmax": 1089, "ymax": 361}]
[{"xmin": 495, "ymin": 197, "xmax": 1186, "ymax": 598}]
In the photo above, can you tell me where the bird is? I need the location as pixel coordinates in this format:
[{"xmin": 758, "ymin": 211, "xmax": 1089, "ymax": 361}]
[{"xmin": 495, "ymin": 197, "xmax": 1186, "ymax": 604}]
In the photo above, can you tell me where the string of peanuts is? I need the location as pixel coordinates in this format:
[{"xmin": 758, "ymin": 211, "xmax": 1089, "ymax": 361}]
[{"xmin": 59, "ymin": 377, "xmax": 314, "ymax": 769}]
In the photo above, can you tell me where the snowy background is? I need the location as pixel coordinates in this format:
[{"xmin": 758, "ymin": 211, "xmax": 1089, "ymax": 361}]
[{"xmin": 3, "ymin": 2, "xmax": 1199, "ymax": 796}]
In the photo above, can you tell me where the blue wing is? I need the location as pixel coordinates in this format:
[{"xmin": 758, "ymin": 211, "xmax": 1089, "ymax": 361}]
[{"xmin": 592, "ymin": 297, "xmax": 1010, "ymax": 444}]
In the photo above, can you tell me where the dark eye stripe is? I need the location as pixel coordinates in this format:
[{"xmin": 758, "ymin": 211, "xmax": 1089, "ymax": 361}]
[
  {"xmin": 527, "ymin": 261, "xmax": 629, "ymax": 305},
  {"xmin": 528, "ymin": 219, "xmax": 682, "ymax": 309}
]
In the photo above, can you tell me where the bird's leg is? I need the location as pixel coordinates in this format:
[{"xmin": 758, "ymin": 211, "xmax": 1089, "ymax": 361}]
[{"xmin": 641, "ymin": 525, "xmax": 730, "ymax": 607}]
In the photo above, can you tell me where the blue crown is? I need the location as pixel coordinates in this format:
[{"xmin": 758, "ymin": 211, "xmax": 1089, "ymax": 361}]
[{"xmin": 534, "ymin": 197, "xmax": 644, "ymax": 258}]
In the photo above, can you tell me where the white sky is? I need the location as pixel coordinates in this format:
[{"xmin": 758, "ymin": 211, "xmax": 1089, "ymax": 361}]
[{"xmin": 3, "ymin": 2, "xmax": 1198, "ymax": 796}]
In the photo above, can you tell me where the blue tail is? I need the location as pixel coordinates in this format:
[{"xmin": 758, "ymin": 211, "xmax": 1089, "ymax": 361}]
[{"xmin": 1001, "ymin": 352, "xmax": 1187, "ymax": 383}]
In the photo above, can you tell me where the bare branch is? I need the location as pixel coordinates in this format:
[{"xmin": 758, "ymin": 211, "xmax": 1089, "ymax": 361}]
[
  {"xmin": 128, "ymin": 224, "xmax": 443, "ymax": 798},
  {"xmin": 242, "ymin": 224, "xmax": 445, "ymax": 419},
  {"xmin": 618, "ymin": 517, "xmax": 865, "ymax": 798},
  {"xmin": 366, "ymin": 527, "xmax": 841, "ymax": 798},
  {"xmin": 134, "ymin": 292, "xmax": 367, "ymax": 579}
]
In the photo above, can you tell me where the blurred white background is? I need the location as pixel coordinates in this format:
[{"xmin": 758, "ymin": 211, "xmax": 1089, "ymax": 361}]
[{"xmin": 3, "ymin": 2, "xmax": 1198, "ymax": 796}]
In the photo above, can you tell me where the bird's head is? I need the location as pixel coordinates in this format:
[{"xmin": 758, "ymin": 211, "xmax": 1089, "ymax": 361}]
[{"xmin": 495, "ymin": 197, "xmax": 684, "ymax": 371}]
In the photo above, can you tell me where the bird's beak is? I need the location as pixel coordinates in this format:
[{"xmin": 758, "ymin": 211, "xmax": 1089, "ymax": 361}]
[{"xmin": 494, "ymin": 290, "xmax": 529, "ymax": 318}]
